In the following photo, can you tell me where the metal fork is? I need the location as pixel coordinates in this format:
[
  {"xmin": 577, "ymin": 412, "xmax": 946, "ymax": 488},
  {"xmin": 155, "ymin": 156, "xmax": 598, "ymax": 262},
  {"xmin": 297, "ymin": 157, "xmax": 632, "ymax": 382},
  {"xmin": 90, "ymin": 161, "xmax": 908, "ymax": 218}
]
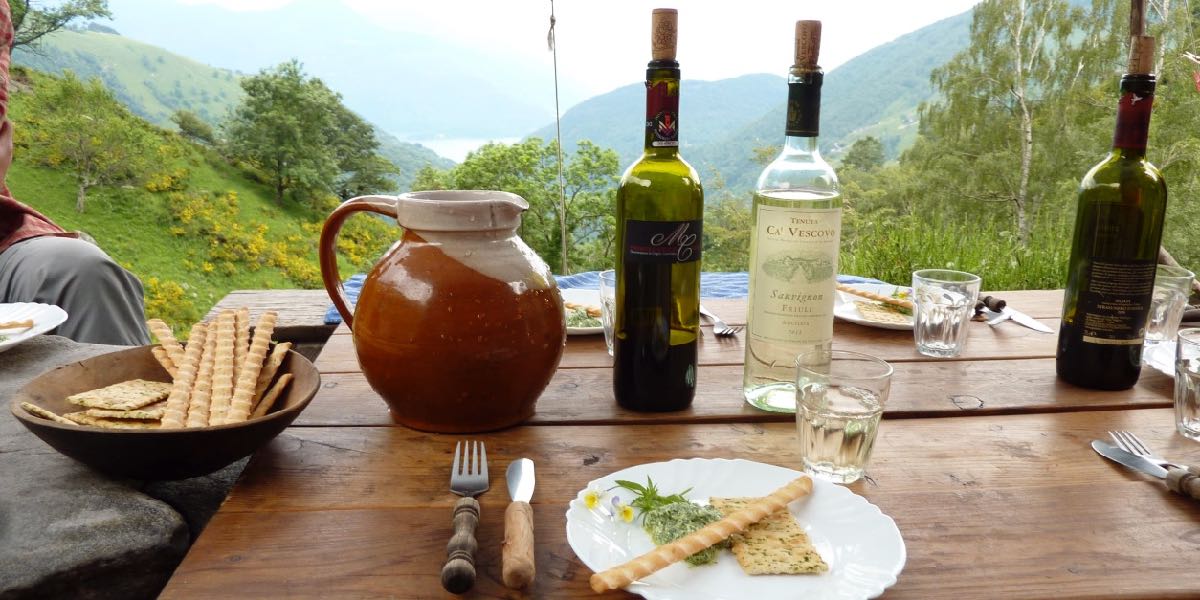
[
  {"xmin": 441, "ymin": 441, "xmax": 489, "ymax": 594},
  {"xmin": 1109, "ymin": 430, "xmax": 1181, "ymax": 469},
  {"xmin": 700, "ymin": 305, "xmax": 743, "ymax": 337}
]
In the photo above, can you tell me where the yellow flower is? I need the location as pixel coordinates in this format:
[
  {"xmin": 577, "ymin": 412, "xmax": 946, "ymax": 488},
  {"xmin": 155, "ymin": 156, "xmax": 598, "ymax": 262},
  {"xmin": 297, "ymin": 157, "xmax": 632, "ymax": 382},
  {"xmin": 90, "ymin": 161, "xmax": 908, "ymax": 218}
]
[
  {"xmin": 584, "ymin": 487, "xmax": 603, "ymax": 510},
  {"xmin": 617, "ymin": 503, "xmax": 635, "ymax": 523}
]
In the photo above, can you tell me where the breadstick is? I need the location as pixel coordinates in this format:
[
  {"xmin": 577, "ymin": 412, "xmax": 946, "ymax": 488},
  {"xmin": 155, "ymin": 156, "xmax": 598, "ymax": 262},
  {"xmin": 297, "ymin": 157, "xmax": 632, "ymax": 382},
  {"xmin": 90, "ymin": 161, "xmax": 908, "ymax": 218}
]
[
  {"xmin": 588, "ymin": 476, "xmax": 813, "ymax": 593},
  {"xmin": 208, "ymin": 311, "xmax": 237, "ymax": 425},
  {"xmin": 159, "ymin": 322, "xmax": 207, "ymax": 428},
  {"xmin": 254, "ymin": 341, "xmax": 292, "ymax": 401},
  {"xmin": 234, "ymin": 307, "xmax": 250, "ymax": 381},
  {"xmin": 251, "ymin": 373, "xmax": 293, "ymax": 419},
  {"xmin": 151, "ymin": 346, "xmax": 178, "ymax": 378},
  {"xmin": 20, "ymin": 402, "xmax": 77, "ymax": 425},
  {"xmin": 223, "ymin": 311, "xmax": 278, "ymax": 424},
  {"xmin": 146, "ymin": 318, "xmax": 186, "ymax": 366},
  {"xmin": 835, "ymin": 283, "xmax": 913, "ymax": 310},
  {"xmin": 0, "ymin": 319, "xmax": 33, "ymax": 329},
  {"xmin": 185, "ymin": 320, "xmax": 220, "ymax": 428}
]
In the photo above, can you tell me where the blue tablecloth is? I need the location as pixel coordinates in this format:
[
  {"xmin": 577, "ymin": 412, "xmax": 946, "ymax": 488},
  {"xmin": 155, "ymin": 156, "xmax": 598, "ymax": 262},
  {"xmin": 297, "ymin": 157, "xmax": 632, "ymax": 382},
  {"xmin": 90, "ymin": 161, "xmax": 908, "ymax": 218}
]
[{"xmin": 324, "ymin": 271, "xmax": 881, "ymax": 325}]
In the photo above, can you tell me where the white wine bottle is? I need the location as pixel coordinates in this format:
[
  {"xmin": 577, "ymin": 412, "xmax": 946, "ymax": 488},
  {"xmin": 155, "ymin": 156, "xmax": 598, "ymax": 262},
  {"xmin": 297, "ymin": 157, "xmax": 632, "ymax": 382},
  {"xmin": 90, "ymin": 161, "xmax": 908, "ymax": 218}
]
[
  {"xmin": 613, "ymin": 8, "xmax": 704, "ymax": 412},
  {"xmin": 1056, "ymin": 35, "xmax": 1167, "ymax": 390},
  {"xmin": 743, "ymin": 20, "xmax": 842, "ymax": 412}
]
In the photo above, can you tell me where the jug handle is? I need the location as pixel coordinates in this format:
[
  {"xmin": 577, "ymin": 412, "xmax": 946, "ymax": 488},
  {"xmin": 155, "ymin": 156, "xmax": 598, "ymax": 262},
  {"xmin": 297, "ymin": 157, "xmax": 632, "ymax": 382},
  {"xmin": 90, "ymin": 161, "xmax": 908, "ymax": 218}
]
[{"xmin": 318, "ymin": 195, "xmax": 397, "ymax": 331}]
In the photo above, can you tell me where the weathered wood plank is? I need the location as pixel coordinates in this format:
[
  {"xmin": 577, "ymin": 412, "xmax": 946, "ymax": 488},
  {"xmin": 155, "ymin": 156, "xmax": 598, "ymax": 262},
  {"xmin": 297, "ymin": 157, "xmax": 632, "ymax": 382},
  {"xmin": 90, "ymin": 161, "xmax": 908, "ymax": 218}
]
[
  {"xmin": 206, "ymin": 289, "xmax": 335, "ymax": 343},
  {"xmin": 165, "ymin": 409, "xmax": 1200, "ymax": 599},
  {"xmin": 293, "ymin": 359, "xmax": 1175, "ymax": 427}
]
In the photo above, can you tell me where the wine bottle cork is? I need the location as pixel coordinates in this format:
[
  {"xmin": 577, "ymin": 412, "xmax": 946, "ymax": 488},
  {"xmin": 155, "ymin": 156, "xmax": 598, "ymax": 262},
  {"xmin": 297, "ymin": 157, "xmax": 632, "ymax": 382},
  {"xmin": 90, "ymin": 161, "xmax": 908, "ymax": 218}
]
[
  {"xmin": 794, "ymin": 20, "xmax": 821, "ymax": 68},
  {"xmin": 1127, "ymin": 34, "xmax": 1155, "ymax": 74},
  {"xmin": 651, "ymin": 8, "xmax": 677, "ymax": 61}
]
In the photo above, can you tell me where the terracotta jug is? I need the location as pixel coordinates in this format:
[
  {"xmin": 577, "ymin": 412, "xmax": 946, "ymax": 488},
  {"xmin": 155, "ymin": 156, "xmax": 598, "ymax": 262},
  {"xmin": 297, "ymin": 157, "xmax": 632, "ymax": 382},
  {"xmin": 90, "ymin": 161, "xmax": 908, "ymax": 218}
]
[{"xmin": 319, "ymin": 191, "xmax": 566, "ymax": 433}]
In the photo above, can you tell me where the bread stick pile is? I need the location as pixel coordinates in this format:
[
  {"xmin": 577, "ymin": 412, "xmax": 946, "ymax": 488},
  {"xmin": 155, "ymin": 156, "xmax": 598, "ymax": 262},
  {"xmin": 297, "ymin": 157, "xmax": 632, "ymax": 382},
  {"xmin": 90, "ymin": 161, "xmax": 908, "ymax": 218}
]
[
  {"xmin": 149, "ymin": 310, "xmax": 293, "ymax": 427},
  {"xmin": 19, "ymin": 309, "xmax": 294, "ymax": 430}
]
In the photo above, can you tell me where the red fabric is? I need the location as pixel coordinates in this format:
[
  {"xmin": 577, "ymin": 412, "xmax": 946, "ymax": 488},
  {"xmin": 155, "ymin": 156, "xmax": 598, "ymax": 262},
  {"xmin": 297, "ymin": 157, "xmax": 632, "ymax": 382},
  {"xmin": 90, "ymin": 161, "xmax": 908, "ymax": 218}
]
[{"xmin": 0, "ymin": 0, "xmax": 69, "ymax": 254}]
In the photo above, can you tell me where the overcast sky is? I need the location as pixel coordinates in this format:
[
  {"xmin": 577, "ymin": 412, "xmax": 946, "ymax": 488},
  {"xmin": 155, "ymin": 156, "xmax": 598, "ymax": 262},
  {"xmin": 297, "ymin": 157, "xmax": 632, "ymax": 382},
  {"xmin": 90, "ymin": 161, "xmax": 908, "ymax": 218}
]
[{"xmin": 179, "ymin": 0, "xmax": 982, "ymax": 98}]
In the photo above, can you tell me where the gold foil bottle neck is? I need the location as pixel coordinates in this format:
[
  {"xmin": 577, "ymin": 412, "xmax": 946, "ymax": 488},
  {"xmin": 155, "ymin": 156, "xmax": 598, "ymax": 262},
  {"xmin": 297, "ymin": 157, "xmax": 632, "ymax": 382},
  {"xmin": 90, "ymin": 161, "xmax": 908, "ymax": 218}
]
[
  {"xmin": 1127, "ymin": 35, "xmax": 1155, "ymax": 75},
  {"xmin": 651, "ymin": 8, "xmax": 678, "ymax": 61},
  {"xmin": 794, "ymin": 20, "xmax": 821, "ymax": 68}
]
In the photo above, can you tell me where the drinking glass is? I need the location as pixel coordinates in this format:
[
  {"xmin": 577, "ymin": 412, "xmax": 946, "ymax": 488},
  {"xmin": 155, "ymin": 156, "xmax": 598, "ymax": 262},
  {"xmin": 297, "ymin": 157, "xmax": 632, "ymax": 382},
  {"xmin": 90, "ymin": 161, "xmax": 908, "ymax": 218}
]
[
  {"xmin": 1176, "ymin": 328, "xmax": 1200, "ymax": 441},
  {"xmin": 599, "ymin": 269, "xmax": 617, "ymax": 357},
  {"xmin": 795, "ymin": 350, "xmax": 893, "ymax": 484},
  {"xmin": 911, "ymin": 269, "xmax": 982, "ymax": 358},
  {"xmin": 1146, "ymin": 265, "xmax": 1194, "ymax": 347}
]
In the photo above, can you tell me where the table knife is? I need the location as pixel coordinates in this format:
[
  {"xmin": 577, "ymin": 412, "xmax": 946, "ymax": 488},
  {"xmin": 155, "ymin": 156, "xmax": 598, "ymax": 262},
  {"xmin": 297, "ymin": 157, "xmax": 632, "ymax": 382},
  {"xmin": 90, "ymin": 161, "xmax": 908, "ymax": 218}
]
[
  {"xmin": 502, "ymin": 458, "xmax": 536, "ymax": 588},
  {"xmin": 986, "ymin": 307, "xmax": 1054, "ymax": 333},
  {"xmin": 1090, "ymin": 440, "xmax": 1200, "ymax": 500}
]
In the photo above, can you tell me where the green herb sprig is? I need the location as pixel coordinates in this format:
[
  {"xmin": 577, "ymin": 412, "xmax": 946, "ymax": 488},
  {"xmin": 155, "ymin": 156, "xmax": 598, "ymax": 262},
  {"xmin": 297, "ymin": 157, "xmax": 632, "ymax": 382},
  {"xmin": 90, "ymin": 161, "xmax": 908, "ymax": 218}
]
[{"xmin": 611, "ymin": 477, "xmax": 692, "ymax": 516}]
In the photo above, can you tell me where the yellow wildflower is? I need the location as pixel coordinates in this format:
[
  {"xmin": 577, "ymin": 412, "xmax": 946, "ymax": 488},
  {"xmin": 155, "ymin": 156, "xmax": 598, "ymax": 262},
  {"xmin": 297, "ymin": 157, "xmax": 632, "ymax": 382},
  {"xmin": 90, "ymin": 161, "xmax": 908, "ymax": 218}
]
[
  {"xmin": 584, "ymin": 486, "xmax": 603, "ymax": 510},
  {"xmin": 617, "ymin": 503, "xmax": 635, "ymax": 523}
]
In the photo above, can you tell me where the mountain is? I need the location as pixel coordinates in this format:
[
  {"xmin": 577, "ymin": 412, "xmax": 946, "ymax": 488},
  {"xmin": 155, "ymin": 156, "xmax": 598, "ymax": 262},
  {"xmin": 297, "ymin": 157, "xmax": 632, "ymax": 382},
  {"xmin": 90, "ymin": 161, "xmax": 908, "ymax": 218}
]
[
  {"xmin": 13, "ymin": 28, "xmax": 453, "ymax": 192},
  {"xmin": 528, "ymin": 10, "xmax": 974, "ymax": 193}
]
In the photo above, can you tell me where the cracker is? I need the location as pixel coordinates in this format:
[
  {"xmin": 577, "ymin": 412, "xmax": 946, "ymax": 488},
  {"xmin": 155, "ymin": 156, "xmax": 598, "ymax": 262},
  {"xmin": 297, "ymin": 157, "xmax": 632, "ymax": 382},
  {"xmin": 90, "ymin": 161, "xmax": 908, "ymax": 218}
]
[
  {"xmin": 84, "ymin": 407, "xmax": 166, "ymax": 420},
  {"xmin": 151, "ymin": 346, "xmax": 178, "ymax": 379},
  {"xmin": 224, "ymin": 311, "xmax": 277, "ymax": 424},
  {"xmin": 67, "ymin": 379, "xmax": 172, "ymax": 411},
  {"xmin": 234, "ymin": 307, "xmax": 250, "ymax": 381},
  {"xmin": 254, "ymin": 342, "xmax": 292, "ymax": 401},
  {"xmin": 63, "ymin": 411, "xmax": 160, "ymax": 429},
  {"xmin": 251, "ymin": 372, "xmax": 292, "ymax": 419},
  {"xmin": 854, "ymin": 301, "xmax": 913, "ymax": 325},
  {"xmin": 159, "ymin": 322, "xmax": 208, "ymax": 428},
  {"xmin": 146, "ymin": 318, "xmax": 185, "ymax": 367},
  {"xmin": 208, "ymin": 311, "xmax": 237, "ymax": 425},
  {"xmin": 20, "ymin": 402, "xmax": 77, "ymax": 425},
  {"xmin": 709, "ymin": 497, "xmax": 828, "ymax": 575},
  {"xmin": 185, "ymin": 320, "xmax": 220, "ymax": 428}
]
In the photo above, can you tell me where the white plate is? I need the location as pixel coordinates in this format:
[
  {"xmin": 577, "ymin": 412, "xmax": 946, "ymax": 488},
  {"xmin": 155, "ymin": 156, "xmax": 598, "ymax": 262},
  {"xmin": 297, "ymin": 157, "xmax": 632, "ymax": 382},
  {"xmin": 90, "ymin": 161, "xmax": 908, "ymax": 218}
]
[
  {"xmin": 834, "ymin": 283, "xmax": 914, "ymax": 331},
  {"xmin": 561, "ymin": 288, "xmax": 604, "ymax": 335},
  {"xmin": 566, "ymin": 458, "xmax": 906, "ymax": 600},
  {"xmin": 0, "ymin": 302, "xmax": 69, "ymax": 354},
  {"xmin": 1143, "ymin": 341, "xmax": 1175, "ymax": 377}
]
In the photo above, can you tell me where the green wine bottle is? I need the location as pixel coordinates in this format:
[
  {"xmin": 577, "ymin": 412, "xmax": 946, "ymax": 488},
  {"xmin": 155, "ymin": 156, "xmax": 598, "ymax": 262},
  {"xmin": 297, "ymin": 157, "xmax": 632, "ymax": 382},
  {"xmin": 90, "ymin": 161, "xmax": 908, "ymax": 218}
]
[
  {"xmin": 613, "ymin": 8, "xmax": 704, "ymax": 411},
  {"xmin": 1057, "ymin": 36, "xmax": 1167, "ymax": 390},
  {"xmin": 743, "ymin": 20, "xmax": 842, "ymax": 412}
]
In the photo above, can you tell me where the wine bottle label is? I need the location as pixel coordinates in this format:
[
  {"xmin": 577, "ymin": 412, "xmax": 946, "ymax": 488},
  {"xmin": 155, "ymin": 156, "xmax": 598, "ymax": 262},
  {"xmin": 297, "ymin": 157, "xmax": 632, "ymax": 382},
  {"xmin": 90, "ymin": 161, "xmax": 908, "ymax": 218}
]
[
  {"xmin": 1113, "ymin": 90, "xmax": 1154, "ymax": 150},
  {"xmin": 624, "ymin": 219, "xmax": 701, "ymax": 263},
  {"xmin": 749, "ymin": 205, "xmax": 841, "ymax": 345},
  {"xmin": 1078, "ymin": 258, "xmax": 1156, "ymax": 345},
  {"xmin": 645, "ymin": 81, "xmax": 679, "ymax": 147},
  {"xmin": 785, "ymin": 74, "xmax": 822, "ymax": 137}
]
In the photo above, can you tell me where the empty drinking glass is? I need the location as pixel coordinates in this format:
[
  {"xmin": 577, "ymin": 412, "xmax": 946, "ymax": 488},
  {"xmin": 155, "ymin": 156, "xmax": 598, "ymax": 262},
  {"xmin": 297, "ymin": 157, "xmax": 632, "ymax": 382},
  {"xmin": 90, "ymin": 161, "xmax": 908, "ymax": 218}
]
[
  {"xmin": 795, "ymin": 350, "xmax": 893, "ymax": 484},
  {"xmin": 1176, "ymin": 328, "xmax": 1200, "ymax": 441},
  {"xmin": 912, "ymin": 269, "xmax": 982, "ymax": 358},
  {"xmin": 1146, "ymin": 265, "xmax": 1194, "ymax": 348},
  {"xmin": 599, "ymin": 270, "xmax": 616, "ymax": 357}
]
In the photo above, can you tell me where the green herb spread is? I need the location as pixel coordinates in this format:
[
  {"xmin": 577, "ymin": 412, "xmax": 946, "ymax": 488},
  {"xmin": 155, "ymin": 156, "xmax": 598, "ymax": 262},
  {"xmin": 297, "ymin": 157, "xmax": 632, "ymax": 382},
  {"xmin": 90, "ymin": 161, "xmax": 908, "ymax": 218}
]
[
  {"xmin": 642, "ymin": 501, "xmax": 729, "ymax": 566},
  {"xmin": 566, "ymin": 306, "xmax": 601, "ymax": 328}
]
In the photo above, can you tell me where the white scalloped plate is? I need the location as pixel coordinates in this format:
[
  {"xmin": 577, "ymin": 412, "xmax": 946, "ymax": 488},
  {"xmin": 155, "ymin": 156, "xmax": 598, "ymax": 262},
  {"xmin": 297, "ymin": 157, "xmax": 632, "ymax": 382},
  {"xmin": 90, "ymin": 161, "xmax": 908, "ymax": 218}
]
[
  {"xmin": 561, "ymin": 288, "xmax": 604, "ymax": 335},
  {"xmin": 0, "ymin": 303, "xmax": 69, "ymax": 354},
  {"xmin": 565, "ymin": 458, "xmax": 905, "ymax": 600},
  {"xmin": 1143, "ymin": 341, "xmax": 1175, "ymax": 378},
  {"xmin": 834, "ymin": 283, "xmax": 914, "ymax": 331}
]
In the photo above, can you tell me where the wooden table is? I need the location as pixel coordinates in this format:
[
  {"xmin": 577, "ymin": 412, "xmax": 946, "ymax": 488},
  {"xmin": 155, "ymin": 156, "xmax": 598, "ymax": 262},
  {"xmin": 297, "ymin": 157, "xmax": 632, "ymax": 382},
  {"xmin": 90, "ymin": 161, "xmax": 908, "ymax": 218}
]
[{"xmin": 162, "ymin": 290, "xmax": 1200, "ymax": 598}]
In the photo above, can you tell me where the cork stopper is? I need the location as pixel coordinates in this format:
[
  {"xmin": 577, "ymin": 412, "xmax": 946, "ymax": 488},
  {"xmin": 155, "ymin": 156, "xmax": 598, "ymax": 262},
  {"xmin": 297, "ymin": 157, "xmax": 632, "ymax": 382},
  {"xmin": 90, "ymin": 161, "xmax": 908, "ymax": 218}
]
[
  {"xmin": 794, "ymin": 20, "xmax": 821, "ymax": 68},
  {"xmin": 1127, "ymin": 34, "xmax": 1155, "ymax": 74},
  {"xmin": 651, "ymin": 8, "xmax": 678, "ymax": 61}
]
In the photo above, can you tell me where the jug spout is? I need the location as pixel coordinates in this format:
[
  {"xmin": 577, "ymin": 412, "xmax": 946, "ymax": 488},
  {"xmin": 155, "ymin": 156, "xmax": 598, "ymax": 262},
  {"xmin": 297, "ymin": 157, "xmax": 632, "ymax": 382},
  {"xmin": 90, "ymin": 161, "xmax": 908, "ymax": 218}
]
[{"xmin": 395, "ymin": 190, "xmax": 529, "ymax": 233}]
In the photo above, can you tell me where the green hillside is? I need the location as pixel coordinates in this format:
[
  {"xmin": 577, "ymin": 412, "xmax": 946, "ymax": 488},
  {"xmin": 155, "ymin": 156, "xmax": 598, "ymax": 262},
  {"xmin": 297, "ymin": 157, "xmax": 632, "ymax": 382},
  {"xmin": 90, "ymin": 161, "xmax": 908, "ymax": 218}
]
[
  {"xmin": 13, "ymin": 27, "xmax": 453, "ymax": 192},
  {"xmin": 6, "ymin": 68, "xmax": 392, "ymax": 335}
]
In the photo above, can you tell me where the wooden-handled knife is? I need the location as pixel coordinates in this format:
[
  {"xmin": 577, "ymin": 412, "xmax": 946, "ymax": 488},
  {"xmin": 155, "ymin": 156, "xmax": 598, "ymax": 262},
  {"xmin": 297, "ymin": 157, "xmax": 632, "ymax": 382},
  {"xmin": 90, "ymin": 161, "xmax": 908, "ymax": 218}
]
[{"xmin": 502, "ymin": 458, "xmax": 536, "ymax": 588}]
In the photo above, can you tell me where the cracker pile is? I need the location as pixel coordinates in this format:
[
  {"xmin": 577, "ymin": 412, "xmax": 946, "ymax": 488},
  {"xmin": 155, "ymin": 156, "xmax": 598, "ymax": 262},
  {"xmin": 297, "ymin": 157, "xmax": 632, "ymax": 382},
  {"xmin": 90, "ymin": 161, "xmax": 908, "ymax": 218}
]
[
  {"xmin": 19, "ymin": 309, "xmax": 294, "ymax": 430},
  {"xmin": 709, "ymin": 497, "xmax": 828, "ymax": 575},
  {"xmin": 854, "ymin": 301, "xmax": 912, "ymax": 325}
]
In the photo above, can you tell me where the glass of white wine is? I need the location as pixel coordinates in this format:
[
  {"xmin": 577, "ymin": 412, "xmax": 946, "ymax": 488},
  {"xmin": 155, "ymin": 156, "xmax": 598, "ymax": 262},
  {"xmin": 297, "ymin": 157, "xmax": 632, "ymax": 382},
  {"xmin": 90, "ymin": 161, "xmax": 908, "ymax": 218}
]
[{"xmin": 795, "ymin": 350, "xmax": 893, "ymax": 484}]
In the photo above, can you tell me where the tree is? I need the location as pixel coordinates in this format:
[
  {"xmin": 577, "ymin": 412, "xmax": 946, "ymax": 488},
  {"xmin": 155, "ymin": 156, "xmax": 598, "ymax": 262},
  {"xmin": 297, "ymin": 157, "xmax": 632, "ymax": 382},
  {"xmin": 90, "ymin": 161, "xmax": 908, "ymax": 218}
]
[
  {"xmin": 21, "ymin": 72, "xmax": 156, "ymax": 212},
  {"xmin": 10, "ymin": 0, "xmax": 110, "ymax": 50},
  {"xmin": 841, "ymin": 136, "xmax": 885, "ymax": 172},
  {"xmin": 224, "ymin": 60, "xmax": 398, "ymax": 204},
  {"xmin": 171, "ymin": 109, "xmax": 216, "ymax": 145}
]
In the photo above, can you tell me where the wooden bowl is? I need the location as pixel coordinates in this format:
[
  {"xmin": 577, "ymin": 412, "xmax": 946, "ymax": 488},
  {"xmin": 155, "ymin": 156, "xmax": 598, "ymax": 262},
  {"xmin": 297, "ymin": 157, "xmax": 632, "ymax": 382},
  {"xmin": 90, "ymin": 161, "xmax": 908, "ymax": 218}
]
[{"xmin": 9, "ymin": 345, "xmax": 320, "ymax": 480}]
